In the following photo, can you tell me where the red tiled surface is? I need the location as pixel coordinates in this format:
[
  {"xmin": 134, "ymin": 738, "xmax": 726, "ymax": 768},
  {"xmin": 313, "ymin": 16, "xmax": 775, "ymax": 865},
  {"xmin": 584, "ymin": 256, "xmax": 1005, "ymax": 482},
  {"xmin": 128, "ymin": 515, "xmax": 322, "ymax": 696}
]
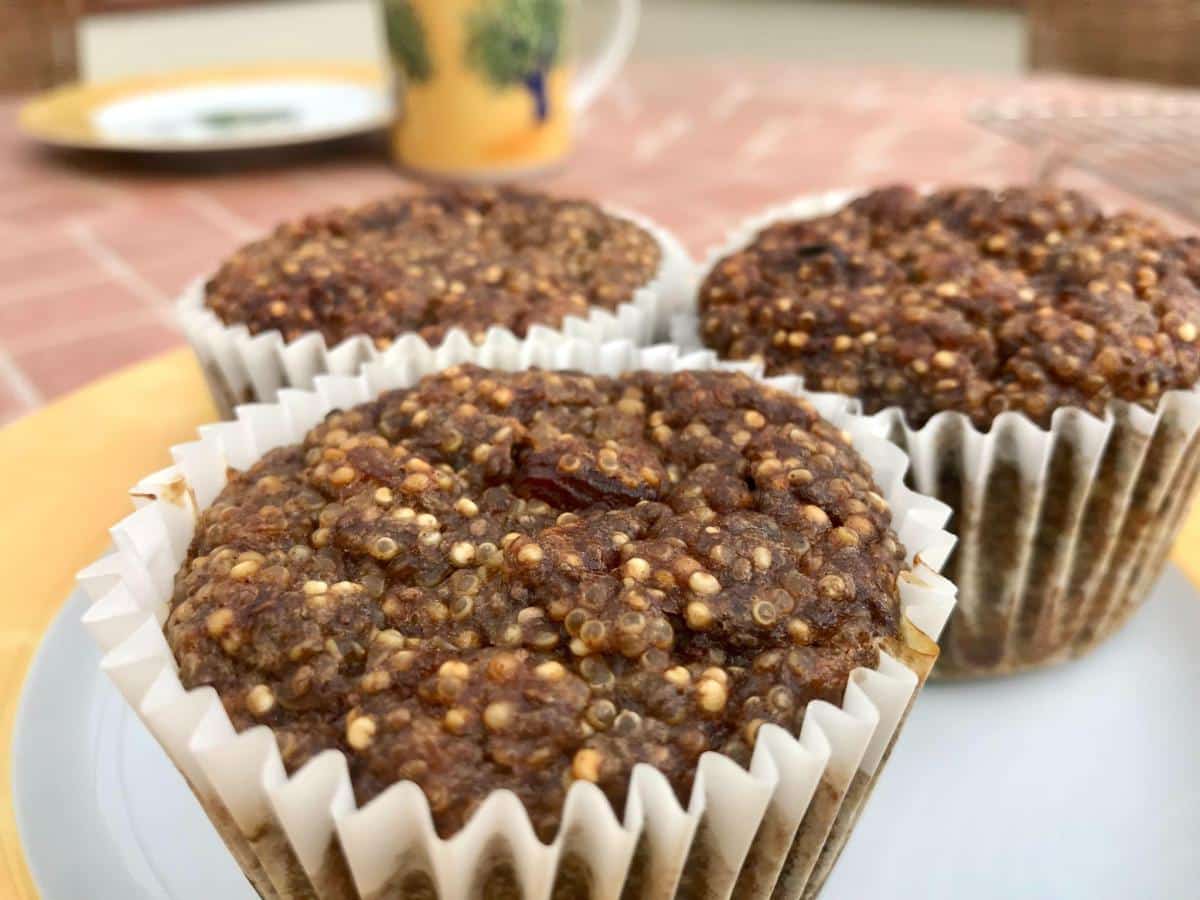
[
  {"xmin": 0, "ymin": 61, "xmax": 1190, "ymax": 425},
  {"xmin": 0, "ymin": 277, "xmax": 146, "ymax": 345},
  {"xmin": 12, "ymin": 317, "xmax": 178, "ymax": 399}
]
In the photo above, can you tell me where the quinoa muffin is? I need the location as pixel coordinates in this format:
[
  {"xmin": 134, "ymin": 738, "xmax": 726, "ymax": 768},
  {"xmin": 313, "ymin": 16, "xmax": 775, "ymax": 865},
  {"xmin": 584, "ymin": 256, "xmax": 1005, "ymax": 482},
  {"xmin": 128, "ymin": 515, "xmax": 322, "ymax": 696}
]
[
  {"xmin": 697, "ymin": 185, "xmax": 1200, "ymax": 676},
  {"xmin": 698, "ymin": 184, "xmax": 1200, "ymax": 428},
  {"xmin": 167, "ymin": 365, "xmax": 912, "ymax": 841},
  {"xmin": 87, "ymin": 346, "xmax": 956, "ymax": 899},
  {"xmin": 204, "ymin": 187, "xmax": 663, "ymax": 349}
]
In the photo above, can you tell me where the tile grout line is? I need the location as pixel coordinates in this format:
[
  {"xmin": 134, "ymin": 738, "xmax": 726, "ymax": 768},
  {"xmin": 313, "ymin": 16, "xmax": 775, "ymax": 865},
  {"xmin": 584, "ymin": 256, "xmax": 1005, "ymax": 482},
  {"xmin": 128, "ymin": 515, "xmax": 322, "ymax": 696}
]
[
  {"xmin": 738, "ymin": 116, "xmax": 795, "ymax": 165},
  {"xmin": 65, "ymin": 220, "xmax": 175, "ymax": 328},
  {"xmin": 0, "ymin": 240, "xmax": 226, "ymax": 309},
  {"xmin": 177, "ymin": 190, "xmax": 262, "ymax": 241},
  {"xmin": 632, "ymin": 113, "xmax": 694, "ymax": 164},
  {"xmin": 710, "ymin": 80, "xmax": 754, "ymax": 121},
  {"xmin": 0, "ymin": 346, "xmax": 42, "ymax": 411}
]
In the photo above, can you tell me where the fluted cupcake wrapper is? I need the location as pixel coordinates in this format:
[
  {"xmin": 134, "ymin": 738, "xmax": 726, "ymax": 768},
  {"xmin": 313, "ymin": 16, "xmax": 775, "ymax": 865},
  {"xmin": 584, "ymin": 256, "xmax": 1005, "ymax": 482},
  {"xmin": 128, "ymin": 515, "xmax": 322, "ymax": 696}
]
[
  {"xmin": 178, "ymin": 205, "xmax": 696, "ymax": 419},
  {"xmin": 682, "ymin": 188, "xmax": 1200, "ymax": 679},
  {"xmin": 79, "ymin": 335, "xmax": 955, "ymax": 900}
]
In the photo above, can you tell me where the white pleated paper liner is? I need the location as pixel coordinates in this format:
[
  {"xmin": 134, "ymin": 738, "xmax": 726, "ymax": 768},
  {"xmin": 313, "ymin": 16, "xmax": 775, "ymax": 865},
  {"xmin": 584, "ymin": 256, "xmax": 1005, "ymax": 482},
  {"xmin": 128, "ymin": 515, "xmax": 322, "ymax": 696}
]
[
  {"xmin": 179, "ymin": 204, "xmax": 696, "ymax": 419},
  {"xmin": 79, "ymin": 335, "xmax": 957, "ymax": 900},
  {"xmin": 682, "ymin": 187, "xmax": 1200, "ymax": 679}
]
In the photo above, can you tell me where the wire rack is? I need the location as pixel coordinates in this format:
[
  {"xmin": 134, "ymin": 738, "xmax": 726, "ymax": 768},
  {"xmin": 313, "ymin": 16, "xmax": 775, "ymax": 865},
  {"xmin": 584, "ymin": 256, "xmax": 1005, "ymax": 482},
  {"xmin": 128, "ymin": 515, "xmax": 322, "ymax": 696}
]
[{"xmin": 971, "ymin": 95, "xmax": 1200, "ymax": 223}]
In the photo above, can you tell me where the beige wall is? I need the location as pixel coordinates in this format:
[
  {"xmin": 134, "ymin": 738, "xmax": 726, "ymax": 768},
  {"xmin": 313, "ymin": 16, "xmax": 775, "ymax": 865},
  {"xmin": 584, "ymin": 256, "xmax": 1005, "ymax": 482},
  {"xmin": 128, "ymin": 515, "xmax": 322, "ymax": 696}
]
[
  {"xmin": 79, "ymin": 0, "xmax": 387, "ymax": 80},
  {"xmin": 80, "ymin": 0, "xmax": 1023, "ymax": 82}
]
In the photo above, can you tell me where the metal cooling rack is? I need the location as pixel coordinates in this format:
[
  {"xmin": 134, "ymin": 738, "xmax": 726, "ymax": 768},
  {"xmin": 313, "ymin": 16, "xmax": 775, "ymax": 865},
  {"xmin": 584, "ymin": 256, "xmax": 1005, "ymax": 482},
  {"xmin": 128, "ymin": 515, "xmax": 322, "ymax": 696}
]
[{"xmin": 971, "ymin": 95, "xmax": 1200, "ymax": 222}]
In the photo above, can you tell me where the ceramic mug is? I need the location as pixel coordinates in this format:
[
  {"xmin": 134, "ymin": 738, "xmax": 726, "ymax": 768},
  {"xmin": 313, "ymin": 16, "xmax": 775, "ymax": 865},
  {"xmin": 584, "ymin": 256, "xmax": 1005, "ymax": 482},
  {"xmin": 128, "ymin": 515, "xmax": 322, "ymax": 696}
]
[{"xmin": 382, "ymin": 0, "xmax": 639, "ymax": 179}]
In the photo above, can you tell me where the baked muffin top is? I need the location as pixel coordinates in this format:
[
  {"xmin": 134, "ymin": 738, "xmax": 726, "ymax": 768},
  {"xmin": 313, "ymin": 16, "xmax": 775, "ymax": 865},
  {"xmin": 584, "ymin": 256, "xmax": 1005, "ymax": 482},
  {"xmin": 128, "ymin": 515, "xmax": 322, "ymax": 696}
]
[
  {"xmin": 698, "ymin": 185, "xmax": 1200, "ymax": 428},
  {"xmin": 167, "ymin": 365, "xmax": 907, "ymax": 839},
  {"xmin": 203, "ymin": 187, "xmax": 662, "ymax": 347}
]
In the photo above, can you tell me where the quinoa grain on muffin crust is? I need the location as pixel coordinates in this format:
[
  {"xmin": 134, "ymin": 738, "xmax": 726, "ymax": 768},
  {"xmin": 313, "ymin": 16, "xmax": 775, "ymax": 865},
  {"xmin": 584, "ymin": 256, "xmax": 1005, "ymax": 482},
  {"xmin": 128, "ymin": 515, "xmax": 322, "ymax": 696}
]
[
  {"xmin": 699, "ymin": 185, "xmax": 1200, "ymax": 428},
  {"xmin": 167, "ymin": 366, "xmax": 908, "ymax": 839},
  {"xmin": 204, "ymin": 187, "xmax": 663, "ymax": 348}
]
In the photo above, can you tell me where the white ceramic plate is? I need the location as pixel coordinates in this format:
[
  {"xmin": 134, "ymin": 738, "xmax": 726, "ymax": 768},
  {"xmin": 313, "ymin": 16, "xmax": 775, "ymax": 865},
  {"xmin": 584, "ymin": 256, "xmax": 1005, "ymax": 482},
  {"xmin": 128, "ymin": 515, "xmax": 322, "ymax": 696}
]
[
  {"xmin": 19, "ymin": 67, "xmax": 390, "ymax": 154},
  {"xmin": 15, "ymin": 567, "xmax": 1200, "ymax": 898},
  {"xmin": 90, "ymin": 80, "xmax": 389, "ymax": 151}
]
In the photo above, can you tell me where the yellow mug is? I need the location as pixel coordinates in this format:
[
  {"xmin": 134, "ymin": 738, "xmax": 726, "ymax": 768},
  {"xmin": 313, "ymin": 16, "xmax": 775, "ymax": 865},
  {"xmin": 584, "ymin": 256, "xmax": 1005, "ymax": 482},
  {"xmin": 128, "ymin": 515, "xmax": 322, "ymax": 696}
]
[{"xmin": 382, "ymin": 0, "xmax": 639, "ymax": 179}]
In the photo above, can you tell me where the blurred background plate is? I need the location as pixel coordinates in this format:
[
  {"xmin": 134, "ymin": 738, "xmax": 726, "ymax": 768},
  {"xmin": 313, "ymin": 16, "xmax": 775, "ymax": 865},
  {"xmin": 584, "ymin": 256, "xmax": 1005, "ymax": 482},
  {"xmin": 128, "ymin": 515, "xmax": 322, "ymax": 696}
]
[
  {"xmin": 14, "ymin": 565, "xmax": 1200, "ymax": 899},
  {"xmin": 18, "ymin": 61, "xmax": 390, "ymax": 152}
]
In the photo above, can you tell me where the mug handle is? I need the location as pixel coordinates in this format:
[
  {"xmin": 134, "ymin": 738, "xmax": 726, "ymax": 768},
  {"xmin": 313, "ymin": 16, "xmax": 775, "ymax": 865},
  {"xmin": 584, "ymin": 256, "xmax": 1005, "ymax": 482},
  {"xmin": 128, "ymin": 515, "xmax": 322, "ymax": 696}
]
[{"xmin": 571, "ymin": 0, "xmax": 641, "ymax": 112}]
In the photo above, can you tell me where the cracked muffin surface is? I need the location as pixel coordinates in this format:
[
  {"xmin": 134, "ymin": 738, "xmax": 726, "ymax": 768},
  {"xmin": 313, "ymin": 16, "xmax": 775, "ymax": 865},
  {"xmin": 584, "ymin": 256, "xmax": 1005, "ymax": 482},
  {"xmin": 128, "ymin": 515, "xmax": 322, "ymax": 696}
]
[
  {"xmin": 167, "ymin": 365, "xmax": 907, "ymax": 839},
  {"xmin": 204, "ymin": 186, "xmax": 662, "ymax": 348},
  {"xmin": 698, "ymin": 184, "xmax": 1200, "ymax": 428}
]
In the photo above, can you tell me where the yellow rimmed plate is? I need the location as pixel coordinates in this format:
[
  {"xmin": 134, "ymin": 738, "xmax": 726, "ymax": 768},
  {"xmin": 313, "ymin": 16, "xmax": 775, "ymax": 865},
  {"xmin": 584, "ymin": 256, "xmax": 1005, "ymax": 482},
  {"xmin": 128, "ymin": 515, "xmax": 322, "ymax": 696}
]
[{"xmin": 18, "ymin": 62, "xmax": 391, "ymax": 153}]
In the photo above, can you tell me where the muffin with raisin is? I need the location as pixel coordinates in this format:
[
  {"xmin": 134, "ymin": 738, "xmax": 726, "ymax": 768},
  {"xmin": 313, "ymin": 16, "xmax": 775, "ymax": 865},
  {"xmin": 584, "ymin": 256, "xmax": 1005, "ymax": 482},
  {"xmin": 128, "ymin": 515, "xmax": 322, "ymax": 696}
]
[
  {"xmin": 86, "ymin": 355, "xmax": 955, "ymax": 898},
  {"xmin": 697, "ymin": 184, "xmax": 1200, "ymax": 676}
]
